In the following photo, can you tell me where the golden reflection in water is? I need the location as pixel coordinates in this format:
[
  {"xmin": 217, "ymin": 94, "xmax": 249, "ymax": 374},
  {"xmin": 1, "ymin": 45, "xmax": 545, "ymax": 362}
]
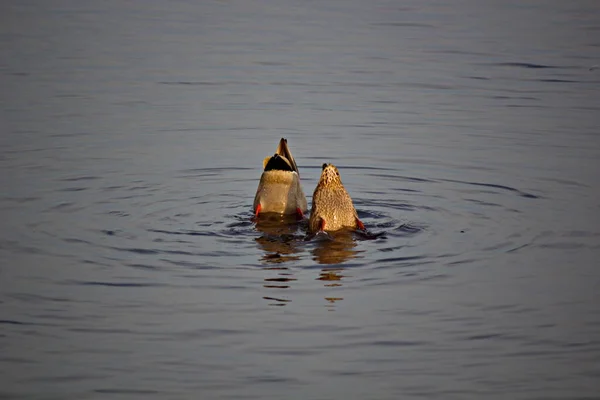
[
  {"xmin": 325, "ymin": 296, "xmax": 344, "ymax": 311},
  {"xmin": 255, "ymin": 216, "xmax": 359, "ymax": 307},
  {"xmin": 317, "ymin": 267, "xmax": 346, "ymax": 287},
  {"xmin": 325, "ymin": 297, "xmax": 344, "ymax": 303},
  {"xmin": 312, "ymin": 229, "xmax": 361, "ymax": 265},
  {"xmin": 255, "ymin": 214, "xmax": 303, "ymax": 264},
  {"xmin": 256, "ymin": 215, "xmax": 303, "ymax": 306}
]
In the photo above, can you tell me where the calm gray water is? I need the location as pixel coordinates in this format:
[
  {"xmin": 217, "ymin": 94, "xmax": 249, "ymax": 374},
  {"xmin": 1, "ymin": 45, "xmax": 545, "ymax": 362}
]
[{"xmin": 1, "ymin": 1, "xmax": 600, "ymax": 399}]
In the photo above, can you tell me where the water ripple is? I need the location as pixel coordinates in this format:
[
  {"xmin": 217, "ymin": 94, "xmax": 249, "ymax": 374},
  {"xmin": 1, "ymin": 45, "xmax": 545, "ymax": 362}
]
[{"xmin": 69, "ymin": 281, "xmax": 165, "ymax": 288}]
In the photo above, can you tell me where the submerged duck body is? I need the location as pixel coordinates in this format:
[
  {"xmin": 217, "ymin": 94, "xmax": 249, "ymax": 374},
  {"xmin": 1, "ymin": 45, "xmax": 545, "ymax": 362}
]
[
  {"xmin": 253, "ymin": 138, "xmax": 307, "ymax": 217},
  {"xmin": 308, "ymin": 163, "xmax": 365, "ymax": 233}
]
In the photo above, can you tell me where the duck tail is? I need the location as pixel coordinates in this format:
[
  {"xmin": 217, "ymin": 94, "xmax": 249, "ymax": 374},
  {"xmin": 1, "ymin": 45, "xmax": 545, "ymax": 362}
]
[
  {"xmin": 263, "ymin": 154, "xmax": 294, "ymax": 172},
  {"xmin": 275, "ymin": 138, "xmax": 299, "ymax": 173}
]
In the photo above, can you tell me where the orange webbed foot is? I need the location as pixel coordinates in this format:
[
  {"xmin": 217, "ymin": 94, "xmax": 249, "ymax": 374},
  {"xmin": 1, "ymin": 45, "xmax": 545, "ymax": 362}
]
[
  {"xmin": 356, "ymin": 218, "xmax": 365, "ymax": 231},
  {"xmin": 296, "ymin": 208, "xmax": 304, "ymax": 220},
  {"xmin": 319, "ymin": 218, "xmax": 326, "ymax": 232},
  {"xmin": 255, "ymin": 204, "xmax": 262, "ymax": 217}
]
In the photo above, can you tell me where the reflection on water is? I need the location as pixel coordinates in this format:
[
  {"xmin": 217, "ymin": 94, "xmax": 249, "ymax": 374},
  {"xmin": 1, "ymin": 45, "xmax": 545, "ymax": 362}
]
[
  {"xmin": 255, "ymin": 215, "xmax": 362, "ymax": 306},
  {"xmin": 255, "ymin": 214, "xmax": 363, "ymax": 265},
  {"xmin": 255, "ymin": 213, "xmax": 364, "ymax": 268},
  {"xmin": 318, "ymin": 268, "xmax": 345, "ymax": 285},
  {"xmin": 262, "ymin": 295, "xmax": 292, "ymax": 306},
  {"xmin": 324, "ymin": 296, "xmax": 344, "ymax": 311},
  {"xmin": 256, "ymin": 214, "xmax": 302, "ymax": 306},
  {"xmin": 254, "ymin": 213, "xmax": 304, "ymax": 263},
  {"xmin": 262, "ymin": 267, "xmax": 297, "ymax": 289},
  {"xmin": 312, "ymin": 230, "xmax": 362, "ymax": 265}
]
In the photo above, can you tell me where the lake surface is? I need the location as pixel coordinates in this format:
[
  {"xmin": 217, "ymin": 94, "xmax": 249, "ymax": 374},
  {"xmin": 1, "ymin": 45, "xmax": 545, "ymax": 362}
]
[{"xmin": 1, "ymin": 1, "xmax": 599, "ymax": 399}]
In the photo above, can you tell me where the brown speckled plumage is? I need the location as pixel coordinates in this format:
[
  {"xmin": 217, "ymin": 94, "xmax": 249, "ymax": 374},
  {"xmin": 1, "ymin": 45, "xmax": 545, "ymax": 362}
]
[{"xmin": 309, "ymin": 164, "xmax": 363, "ymax": 232}]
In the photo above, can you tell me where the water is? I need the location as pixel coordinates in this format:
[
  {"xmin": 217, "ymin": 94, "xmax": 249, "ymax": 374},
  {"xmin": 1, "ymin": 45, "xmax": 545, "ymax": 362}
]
[{"xmin": 1, "ymin": 0, "xmax": 600, "ymax": 398}]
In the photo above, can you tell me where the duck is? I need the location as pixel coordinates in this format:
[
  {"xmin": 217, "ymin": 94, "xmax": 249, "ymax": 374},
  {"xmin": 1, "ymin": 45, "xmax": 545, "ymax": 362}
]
[
  {"xmin": 308, "ymin": 163, "xmax": 365, "ymax": 233},
  {"xmin": 253, "ymin": 138, "xmax": 307, "ymax": 218}
]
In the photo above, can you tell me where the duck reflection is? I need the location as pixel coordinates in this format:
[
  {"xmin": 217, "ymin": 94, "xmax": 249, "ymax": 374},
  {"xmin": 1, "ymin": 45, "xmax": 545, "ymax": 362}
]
[
  {"xmin": 324, "ymin": 296, "xmax": 344, "ymax": 311},
  {"xmin": 255, "ymin": 213, "xmax": 304, "ymax": 264},
  {"xmin": 312, "ymin": 230, "xmax": 360, "ymax": 307},
  {"xmin": 312, "ymin": 229, "xmax": 361, "ymax": 265},
  {"xmin": 318, "ymin": 267, "xmax": 345, "ymax": 287},
  {"xmin": 260, "ymin": 264, "xmax": 297, "ymax": 306},
  {"xmin": 320, "ymin": 269, "xmax": 346, "ymax": 310},
  {"xmin": 255, "ymin": 214, "xmax": 303, "ymax": 306},
  {"xmin": 255, "ymin": 217, "xmax": 361, "ymax": 307}
]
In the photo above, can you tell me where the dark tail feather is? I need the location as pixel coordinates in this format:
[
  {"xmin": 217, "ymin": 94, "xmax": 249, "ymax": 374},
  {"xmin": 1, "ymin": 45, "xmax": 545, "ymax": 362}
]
[
  {"xmin": 276, "ymin": 138, "xmax": 299, "ymax": 173},
  {"xmin": 264, "ymin": 154, "xmax": 294, "ymax": 172}
]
